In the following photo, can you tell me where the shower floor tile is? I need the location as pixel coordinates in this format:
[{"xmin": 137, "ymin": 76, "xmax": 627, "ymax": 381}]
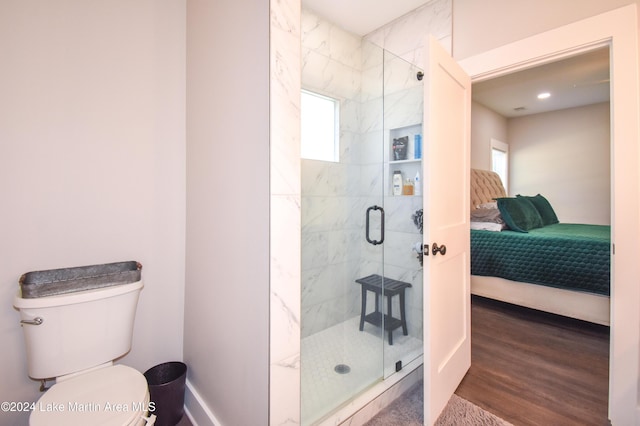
[{"xmin": 301, "ymin": 316, "xmax": 422, "ymax": 425}]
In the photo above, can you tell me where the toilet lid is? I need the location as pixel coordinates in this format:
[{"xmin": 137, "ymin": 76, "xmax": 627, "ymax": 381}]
[{"xmin": 30, "ymin": 364, "xmax": 149, "ymax": 426}]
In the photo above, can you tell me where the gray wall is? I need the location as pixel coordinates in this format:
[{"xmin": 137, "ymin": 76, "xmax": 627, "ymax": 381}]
[
  {"xmin": 185, "ymin": 0, "xmax": 270, "ymax": 424},
  {"xmin": 0, "ymin": 2, "xmax": 186, "ymax": 425},
  {"xmin": 470, "ymin": 101, "xmax": 507, "ymax": 171},
  {"xmin": 509, "ymin": 102, "xmax": 611, "ymax": 225}
]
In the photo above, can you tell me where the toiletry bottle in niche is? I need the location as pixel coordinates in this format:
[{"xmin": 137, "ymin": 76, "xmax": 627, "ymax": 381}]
[
  {"xmin": 414, "ymin": 171, "xmax": 421, "ymax": 196},
  {"xmin": 414, "ymin": 134, "xmax": 422, "ymax": 159},
  {"xmin": 393, "ymin": 171, "xmax": 403, "ymax": 196},
  {"xmin": 403, "ymin": 178, "xmax": 414, "ymax": 196}
]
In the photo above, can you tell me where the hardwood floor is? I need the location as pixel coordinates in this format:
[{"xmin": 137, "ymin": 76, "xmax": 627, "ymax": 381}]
[{"xmin": 456, "ymin": 296, "xmax": 610, "ymax": 426}]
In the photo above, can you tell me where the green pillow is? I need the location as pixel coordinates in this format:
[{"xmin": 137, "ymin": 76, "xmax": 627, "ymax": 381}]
[
  {"xmin": 496, "ymin": 197, "xmax": 544, "ymax": 232},
  {"xmin": 517, "ymin": 194, "xmax": 559, "ymax": 226}
]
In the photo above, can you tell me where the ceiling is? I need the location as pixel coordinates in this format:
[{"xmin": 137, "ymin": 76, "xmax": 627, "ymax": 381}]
[
  {"xmin": 301, "ymin": 0, "xmax": 431, "ymax": 36},
  {"xmin": 473, "ymin": 47, "xmax": 610, "ymax": 118},
  {"xmin": 301, "ymin": 2, "xmax": 610, "ymax": 119}
]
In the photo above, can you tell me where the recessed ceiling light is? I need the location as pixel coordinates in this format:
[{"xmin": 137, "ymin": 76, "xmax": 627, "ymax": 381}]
[{"xmin": 537, "ymin": 92, "xmax": 551, "ymax": 100}]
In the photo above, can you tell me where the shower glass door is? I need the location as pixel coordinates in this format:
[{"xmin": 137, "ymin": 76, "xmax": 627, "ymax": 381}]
[
  {"xmin": 381, "ymin": 51, "xmax": 424, "ymax": 378},
  {"xmin": 300, "ymin": 36, "xmax": 385, "ymax": 425},
  {"xmin": 300, "ymin": 17, "xmax": 424, "ymax": 423}
]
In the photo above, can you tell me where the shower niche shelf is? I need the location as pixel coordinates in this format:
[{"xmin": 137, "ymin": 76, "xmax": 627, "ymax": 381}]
[{"xmin": 388, "ymin": 123, "xmax": 423, "ymax": 197}]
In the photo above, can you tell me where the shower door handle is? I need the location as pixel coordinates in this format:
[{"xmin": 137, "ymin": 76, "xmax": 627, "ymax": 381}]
[{"xmin": 365, "ymin": 205, "xmax": 385, "ymax": 245}]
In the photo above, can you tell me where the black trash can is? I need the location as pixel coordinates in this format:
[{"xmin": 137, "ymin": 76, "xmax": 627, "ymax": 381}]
[{"xmin": 144, "ymin": 362, "xmax": 187, "ymax": 426}]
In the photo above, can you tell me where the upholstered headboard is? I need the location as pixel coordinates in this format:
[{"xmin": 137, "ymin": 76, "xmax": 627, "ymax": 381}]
[{"xmin": 471, "ymin": 169, "xmax": 507, "ymax": 208}]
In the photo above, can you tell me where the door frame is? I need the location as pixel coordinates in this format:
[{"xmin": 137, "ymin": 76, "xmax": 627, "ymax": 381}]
[{"xmin": 459, "ymin": 5, "xmax": 640, "ymax": 424}]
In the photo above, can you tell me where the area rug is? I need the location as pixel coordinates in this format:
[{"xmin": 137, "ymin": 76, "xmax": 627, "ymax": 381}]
[{"xmin": 365, "ymin": 381, "xmax": 512, "ymax": 426}]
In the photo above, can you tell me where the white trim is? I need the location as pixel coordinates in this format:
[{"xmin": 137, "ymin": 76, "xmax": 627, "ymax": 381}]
[
  {"xmin": 182, "ymin": 408, "xmax": 197, "ymax": 426},
  {"xmin": 300, "ymin": 89, "xmax": 340, "ymax": 163},
  {"xmin": 184, "ymin": 379, "xmax": 223, "ymax": 426},
  {"xmin": 490, "ymin": 138, "xmax": 508, "ymax": 193},
  {"xmin": 460, "ymin": 5, "xmax": 640, "ymax": 424},
  {"xmin": 490, "ymin": 138, "xmax": 508, "ymax": 152},
  {"xmin": 491, "ymin": 138, "xmax": 509, "ymax": 153}
]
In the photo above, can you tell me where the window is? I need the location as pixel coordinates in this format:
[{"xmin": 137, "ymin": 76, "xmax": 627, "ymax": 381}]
[
  {"xmin": 491, "ymin": 139, "xmax": 509, "ymax": 192},
  {"xmin": 301, "ymin": 90, "xmax": 339, "ymax": 162}
]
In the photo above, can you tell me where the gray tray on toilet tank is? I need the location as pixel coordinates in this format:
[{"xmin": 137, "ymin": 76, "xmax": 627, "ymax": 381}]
[{"xmin": 19, "ymin": 261, "xmax": 142, "ymax": 298}]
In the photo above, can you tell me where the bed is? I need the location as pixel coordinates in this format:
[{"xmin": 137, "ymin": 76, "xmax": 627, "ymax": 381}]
[{"xmin": 469, "ymin": 169, "xmax": 611, "ymax": 325}]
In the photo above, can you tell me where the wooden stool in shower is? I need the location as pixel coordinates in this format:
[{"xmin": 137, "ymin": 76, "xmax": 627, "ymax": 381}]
[{"xmin": 355, "ymin": 274, "xmax": 411, "ymax": 345}]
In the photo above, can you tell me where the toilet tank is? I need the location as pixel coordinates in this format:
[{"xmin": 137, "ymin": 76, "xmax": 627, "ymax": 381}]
[{"xmin": 13, "ymin": 280, "xmax": 143, "ymax": 379}]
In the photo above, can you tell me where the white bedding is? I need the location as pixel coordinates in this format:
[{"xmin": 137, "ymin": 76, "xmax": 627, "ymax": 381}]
[{"xmin": 470, "ymin": 221, "xmax": 504, "ymax": 231}]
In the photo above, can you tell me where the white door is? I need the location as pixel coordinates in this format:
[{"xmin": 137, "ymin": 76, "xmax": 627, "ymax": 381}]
[{"xmin": 422, "ymin": 36, "xmax": 471, "ymax": 425}]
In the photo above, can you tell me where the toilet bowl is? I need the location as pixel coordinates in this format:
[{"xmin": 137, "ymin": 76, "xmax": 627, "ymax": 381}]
[
  {"xmin": 30, "ymin": 364, "xmax": 152, "ymax": 426},
  {"xmin": 13, "ymin": 263, "xmax": 154, "ymax": 426}
]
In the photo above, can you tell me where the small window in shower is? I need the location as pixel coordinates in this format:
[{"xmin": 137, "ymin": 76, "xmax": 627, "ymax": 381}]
[{"xmin": 301, "ymin": 90, "xmax": 339, "ymax": 162}]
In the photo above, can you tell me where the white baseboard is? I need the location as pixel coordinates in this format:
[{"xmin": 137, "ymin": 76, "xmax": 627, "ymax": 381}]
[
  {"xmin": 184, "ymin": 379, "xmax": 223, "ymax": 426},
  {"xmin": 183, "ymin": 407, "xmax": 197, "ymax": 425},
  {"xmin": 183, "ymin": 361, "xmax": 424, "ymax": 426}
]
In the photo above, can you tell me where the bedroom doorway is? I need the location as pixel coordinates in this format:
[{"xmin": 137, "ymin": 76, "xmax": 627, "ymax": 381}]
[
  {"xmin": 460, "ymin": 5, "xmax": 640, "ymax": 424},
  {"xmin": 466, "ymin": 47, "xmax": 612, "ymax": 423}
]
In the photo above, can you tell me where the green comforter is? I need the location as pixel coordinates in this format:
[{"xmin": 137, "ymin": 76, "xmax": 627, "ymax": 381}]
[{"xmin": 471, "ymin": 223, "xmax": 610, "ymax": 295}]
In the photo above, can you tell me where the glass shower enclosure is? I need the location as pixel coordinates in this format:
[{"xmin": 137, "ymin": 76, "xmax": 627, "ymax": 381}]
[{"xmin": 300, "ymin": 31, "xmax": 424, "ymax": 424}]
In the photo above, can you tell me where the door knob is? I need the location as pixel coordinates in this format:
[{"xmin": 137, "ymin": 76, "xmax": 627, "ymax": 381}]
[{"xmin": 432, "ymin": 243, "xmax": 447, "ymax": 256}]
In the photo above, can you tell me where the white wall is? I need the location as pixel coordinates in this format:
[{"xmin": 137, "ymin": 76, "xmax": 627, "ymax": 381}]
[
  {"xmin": 470, "ymin": 101, "xmax": 508, "ymax": 171},
  {"xmin": 185, "ymin": 0, "xmax": 270, "ymax": 425},
  {"xmin": 0, "ymin": 1, "xmax": 186, "ymax": 425},
  {"xmin": 452, "ymin": 0, "xmax": 640, "ymax": 60},
  {"xmin": 508, "ymin": 102, "xmax": 611, "ymax": 224}
]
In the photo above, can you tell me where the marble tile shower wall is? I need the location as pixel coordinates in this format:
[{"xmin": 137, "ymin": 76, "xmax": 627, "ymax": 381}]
[
  {"xmin": 301, "ymin": 10, "xmax": 375, "ymax": 338},
  {"xmin": 365, "ymin": 0, "xmax": 453, "ymax": 66}
]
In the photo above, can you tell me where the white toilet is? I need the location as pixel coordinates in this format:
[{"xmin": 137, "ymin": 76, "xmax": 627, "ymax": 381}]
[{"xmin": 14, "ymin": 278, "xmax": 155, "ymax": 426}]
